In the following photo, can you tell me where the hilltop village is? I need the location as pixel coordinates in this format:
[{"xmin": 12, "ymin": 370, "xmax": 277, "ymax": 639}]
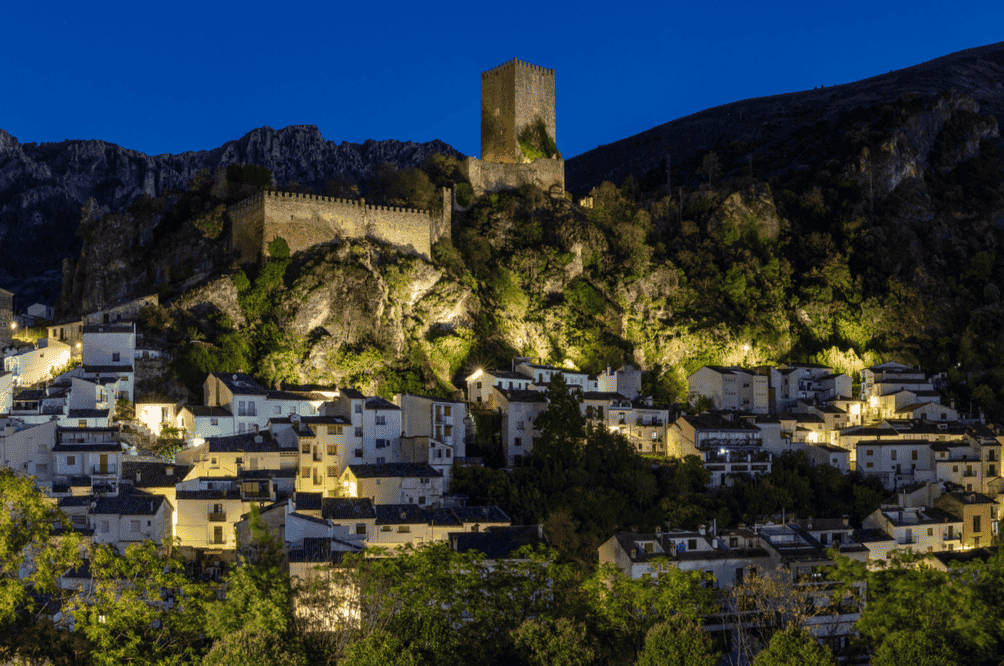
[
  {"xmin": 4, "ymin": 58, "xmax": 1003, "ymax": 664},
  {"xmin": 3, "ymin": 287, "xmax": 1002, "ymax": 658}
]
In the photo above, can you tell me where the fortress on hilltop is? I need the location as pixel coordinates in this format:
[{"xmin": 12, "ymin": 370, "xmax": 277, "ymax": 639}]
[
  {"xmin": 228, "ymin": 58, "xmax": 563, "ymax": 264},
  {"xmin": 459, "ymin": 58, "xmax": 565, "ymax": 197},
  {"xmin": 229, "ymin": 188, "xmax": 451, "ymax": 264}
]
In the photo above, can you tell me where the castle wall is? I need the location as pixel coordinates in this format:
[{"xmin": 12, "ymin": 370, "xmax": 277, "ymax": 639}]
[
  {"xmin": 460, "ymin": 156, "xmax": 565, "ymax": 196},
  {"xmin": 481, "ymin": 59, "xmax": 555, "ymax": 163},
  {"xmin": 228, "ymin": 190, "xmax": 450, "ymax": 264}
]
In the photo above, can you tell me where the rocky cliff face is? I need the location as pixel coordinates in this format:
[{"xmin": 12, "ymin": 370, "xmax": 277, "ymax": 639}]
[{"xmin": 0, "ymin": 125, "xmax": 462, "ymax": 307}]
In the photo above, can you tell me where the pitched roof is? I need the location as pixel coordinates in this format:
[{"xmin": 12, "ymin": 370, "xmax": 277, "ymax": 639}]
[
  {"xmin": 347, "ymin": 463, "xmax": 442, "ymax": 479},
  {"xmin": 121, "ymin": 461, "xmax": 192, "ymax": 488},
  {"xmin": 92, "ymin": 488, "xmax": 165, "ymax": 516},
  {"xmin": 375, "ymin": 504, "xmax": 428, "ymax": 525},
  {"xmin": 322, "ymin": 497, "xmax": 376, "ymax": 520},
  {"xmin": 449, "ymin": 525, "xmax": 548, "ymax": 559},
  {"xmin": 210, "ymin": 372, "xmax": 268, "ymax": 396},
  {"xmin": 183, "ymin": 405, "xmax": 233, "ymax": 417},
  {"xmin": 205, "ymin": 431, "xmax": 281, "ymax": 453},
  {"xmin": 294, "ymin": 492, "xmax": 323, "ymax": 512}
]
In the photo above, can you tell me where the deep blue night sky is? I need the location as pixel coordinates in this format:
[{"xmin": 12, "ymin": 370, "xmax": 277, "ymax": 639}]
[{"xmin": 6, "ymin": 1, "xmax": 1003, "ymax": 159}]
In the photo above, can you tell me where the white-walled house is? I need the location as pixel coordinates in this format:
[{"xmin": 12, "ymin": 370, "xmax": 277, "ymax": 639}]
[
  {"xmin": 465, "ymin": 368, "xmax": 533, "ymax": 407},
  {"xmin": 0, "ymin": 419, "xmax": 58, "ymax": 481},
  {"xmin": 3, "ymin": 339, "xmax": 71, "ymax": 387},
  {"xmin": 338, "ymin": 463, "xmax": 444, "ymax": 506},
  {"xmin": 174, "ymin": 477, "xmax": 244, "ymax": 552},
  {"xmin": 92, "ymin": 488, "xmax": 173, "ymax": 551},
  {"xmin": 177, "ymin": 405, "xmax": 234, "ymax": 445},
  {"xmin": 495, "ymin": 388, "xmax": 548, "ymax": 467},
  {"xmin": 27, "ymin": 303, "xmax": 55, "ymax": 321}
]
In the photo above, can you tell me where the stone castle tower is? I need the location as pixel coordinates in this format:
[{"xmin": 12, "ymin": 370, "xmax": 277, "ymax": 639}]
[
  {"xmin": 481, "ymin": 58, "xmax": 556, "ymax": 163},
  {"xmin": 459, "ymin": 58, "xmax": 565, "ymax": 198}
]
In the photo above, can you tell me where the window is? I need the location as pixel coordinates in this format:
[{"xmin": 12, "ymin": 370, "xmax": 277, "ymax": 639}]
[
  {"xmin": 355, "ymin": 523, "xmax": 366, "ymax": 535},
  {"xmin": 211, "ymin": 418, "xmax": 218, "ymax": 426},
  {"xmin": 476, "ymin": 381, "xmax": 482, "ymax": 389},
  {"xmin": 376, "ymin": 439, "xmax": 387, "ymax": 449},
  {"xmin": 301, "ymin": 467, "xmax": 310, "ymax": 478},
  {"xmin": 375, "ymin": 415, "xmax": 386, "ymax": 426},
  {"xmin": 239, "ymin": 423, "xmax": 246, "ymax": 434},
  {"xmin": 730, "ymin": 537, "xmax": 738, "ymax": 548},
  {"xmin": 327, "ymin": 444, "xmax": 337, "ymax": 456},
  {"xmin": 514, "ymin": 437, "xmax": 522, "ymax": 447},
  {"xmin": 446, "ymin": 450, "xmax": 451, "ymax": 458},
  {"xmin": 912, "ymin": 450, "xmax": 918, "ymax": 461},
  {"xmin": 112, "ymin": 353, "xmax": 120, "ymax": 362},
  {"xmin": 866, "ymin": 462, "xmax": 874, "ymax": 468},
  {"xmin": 891, "ymin": 450, "xmax": 897, "ymax": 461},
  {"xmin": 928, "ymin": 527, "xmax": 934, "ymax": 536},
  {"xmin": 301, "ymin": 442, "xmax": 311, "ymax": 454},
  {"xmin": 235, "ymin": 457, "xmax": 243, "ymax": 465},
  {"xmin": 67, "ymin": 455, "xmax": 75, "ymax": 466},
  {"xmin": 79, "ymin": 420, "xmax": 87, "ymax": 428},
  {"xmin": 974, "ymin": 516, "xmax": 982, "ymax": 533},
  {"xmin": 688, "ymin": 539, "xmax": 697, "ymax": 550},
  {"xmin": 275, "ymin": 405, "xmax": 281, "ymax": 415},
  {"xmin": 398, "ymin": 525, "xmax": 411, "ymax": 533},
  {"xmin": 355, "ymin": 449, "xmax": 363, "ymax": 458},
  {"xmin": 101, "ymin": 520, "xmax": 110, "ymax": 533},
  {"xmin": 517, "ymin": 421, "xmax": 524, "ymax": 430},
  {"xmin": 355, "ymin": 427, "xmax": 363, "ymax": 437},
  {"xmin": 328, "ymin": 466, "xmax": 337, "ymax": 478},
  {"xmin": 210, "ymin": 458, "xmax": 218, "ymax": 466},
  {"xmin": 327, "ymin": 425, "xmax": 343, "ymax": 436},
  {"xmin": 866, "ymin": 449, "xmax": 873, "ymax": 456},
  {"xmin": 354, "ymin": 404, "xmax": 362, "ymax": 414},
  {"xmin": 376, "ymin": 457, "xmax": 386, "ymax": 464},
  {"xmin": 954, "ymin": 465, "xmax": 959, "ymax": 473},
  {"xmin": 290, "ymin": 406, "xmax": 296, "ymax": 415},
  {"xmin": 131, "ymin": 520, "xmax": 140, "ymax": 533},
  {"xmin": 418, "ymin": 496, "xmax": 426, "ymax": 504}
]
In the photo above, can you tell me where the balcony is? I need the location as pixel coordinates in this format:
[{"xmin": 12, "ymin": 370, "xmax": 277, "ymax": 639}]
[
  {"xmin": 90, "ymin": 464, "xmax": 117, "ymax": 476},
  {"xmin": 208, "ymin": 512, "xmax": 227, "ymax": 522}
]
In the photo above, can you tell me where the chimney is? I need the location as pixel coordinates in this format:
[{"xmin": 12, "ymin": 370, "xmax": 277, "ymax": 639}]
[
  {"xmin": 135, "ymin": 471, "xmax": 141, "ymax": 482},
  {"xmin": 698, "ymin": 524, "xmax": 706, "ymax": 535},
  {"xmin": 630, "ymin": 548, "xmax": 638, "ymax": 559}
]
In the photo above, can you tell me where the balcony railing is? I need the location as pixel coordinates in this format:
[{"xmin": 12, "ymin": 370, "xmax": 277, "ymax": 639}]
[
  {"xmin": 91, "ymin": 464, "xmax": 117, "ymax": 475},
  {"xmin": 208, "ymin": 512, "xmax": 227, "ymax": 522}
]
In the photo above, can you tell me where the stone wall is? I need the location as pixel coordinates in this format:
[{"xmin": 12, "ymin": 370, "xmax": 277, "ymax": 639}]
[
  {"xmin": 481, "ymin": 59, "xmax": 555, "ymax": 162},
  {"xmin": 229, "ymin": 189, "xmax": 451, "ymax": 264},
  {"xmin": 0, "ymin": 288, "xmax": 11, "ymax": 348},
  {"xmin": 459, "ymin": 156, "xmax": 565, "ymax": 196}
]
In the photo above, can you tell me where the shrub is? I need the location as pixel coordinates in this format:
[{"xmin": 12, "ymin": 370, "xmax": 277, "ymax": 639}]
[
  {"xmin": 456, "ymin": 181, "xmax": 474, "ymax": 207},
  {"xmin": 519, "ymin": 118, "xmax": 558, "ymax": 160}
]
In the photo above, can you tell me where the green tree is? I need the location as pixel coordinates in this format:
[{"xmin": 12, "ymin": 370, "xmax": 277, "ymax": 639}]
[
  {"xmin": 0, "ymin": 469, "xmax": 81, "ymax": 633},
  {"xmin": 699, "ymin": 152, "xmax": 722, "ymax": 187},
  {"xmin": 636, "ymin": 618, "xmax": 719, "ymax": 666},
  {"xmin": 342, "ymin": 630, "xmax": 421, "ymax": 666},
  {"xmin": 583, "ymin": 562, "xmax": 715, "ymax": 659},
  {"xmin": 752, "ymin": 626, "xmax": 837, "ymax": 666},
  {"xmin": 65, "ymin": 542, "xmax": 211, "ymax": 666},
  {"xmin": 532, "ymin": 373, "xmax": 586, "ymax": 463},
  {"xmin": 202, "ymin": 629, "xmax": 305, "ymax": 666},
  {"xmin": 205, "ymin": 505, "xmax": 293, "ymax": 639},
  {"xmin": 513, "ymin": 617, "xmax": 595, "ymax": 666}
]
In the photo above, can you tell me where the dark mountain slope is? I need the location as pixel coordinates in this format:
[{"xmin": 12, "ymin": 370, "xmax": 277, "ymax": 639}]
[{"xmin": 566, "ymin": 40, "xmax": 1004, "ymax": 194}]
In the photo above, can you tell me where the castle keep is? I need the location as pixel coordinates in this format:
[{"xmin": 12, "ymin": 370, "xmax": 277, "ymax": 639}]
[
  {"xmin": 459, "ymin": 58, "xmax": 565, "ymax": 196},
  {"xmin": 228, "ymin": 59, "xmax": 561, "ymax": 264},
  {"xmin": 229, "ymin": 188, "xmax": 451, "ymax": 264}
]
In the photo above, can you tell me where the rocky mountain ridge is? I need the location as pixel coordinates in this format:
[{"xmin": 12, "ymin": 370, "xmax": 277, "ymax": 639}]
[{"xmin": 0, "ymin": 124, "xmax": 462, "ymax": 306}]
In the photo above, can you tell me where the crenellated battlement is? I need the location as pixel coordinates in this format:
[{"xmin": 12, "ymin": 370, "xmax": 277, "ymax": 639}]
[
  {"xmin": 482, "ymin": 57, "xmax": 555, "ymax": 78},
  {"xmin": 228, "ymin": 187, "xmax": 451, "ymax": 264}
]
